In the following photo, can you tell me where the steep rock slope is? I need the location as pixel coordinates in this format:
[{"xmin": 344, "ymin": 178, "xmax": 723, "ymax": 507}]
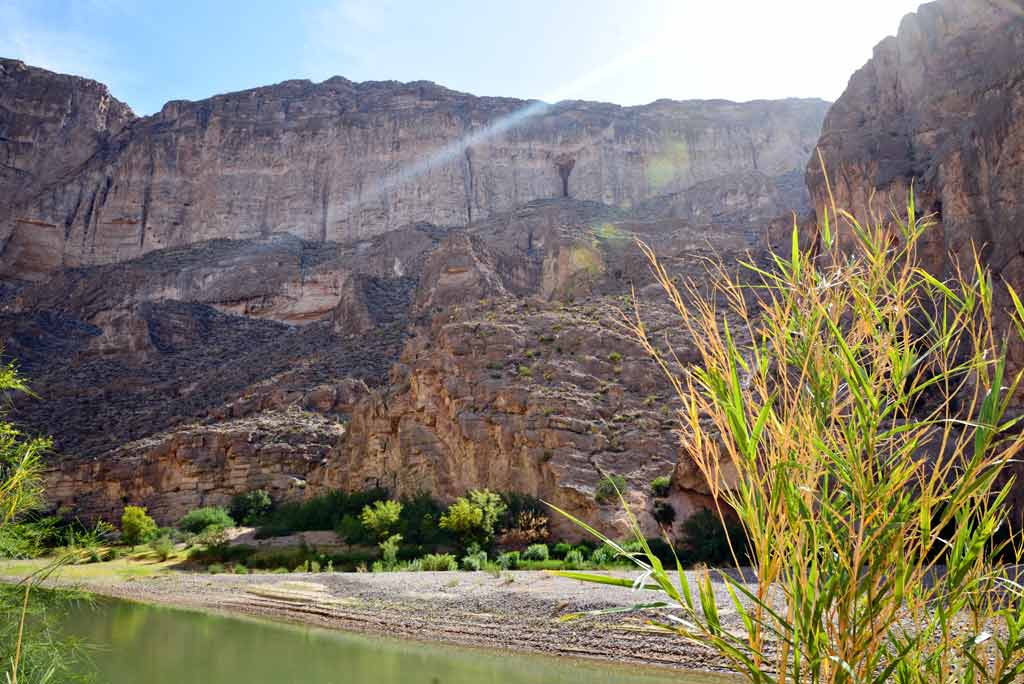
[
  {"xmin": 1, "ymin": 58, "xmax": 827, "ymax": 279},
  {"xmin": 807, "ymin": 0, "xmax": 1024, "ymax": 279}
]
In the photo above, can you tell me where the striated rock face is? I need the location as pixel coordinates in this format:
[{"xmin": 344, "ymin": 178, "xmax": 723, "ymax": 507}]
[
  {"xmin": 0, "ymin": 59, "xmax": 134, "ymax": 213},
  {"xmin": 1, "ymin": 57, "xmax": 827, "ymax": 280},
  {"xmin": 0, "ymin": 58, "xmax": 829, "ymax": 534},
  {"xmin": 807, "ymin": 0, "xmax": 1024, "ymax": 280}
]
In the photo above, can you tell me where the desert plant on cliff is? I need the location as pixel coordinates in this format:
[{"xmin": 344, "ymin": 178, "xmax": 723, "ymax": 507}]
[
  {"xmin": 593, "ymin": 474, "xmax": 627, "ymax": 504},
  {"xmin": 360, "ymin": 500, "xmax": 403, "ymax": 540},
  {"xmin": 120, "ymin": 505, "xmax": 158, "ymax": 548},
  {"xmin": 649, "ymin": 475, "xmax": 671, "ymax": 498},
  {"xmin": 554, "ymin": 190, "xmax": 1024, "ymax": 684}
]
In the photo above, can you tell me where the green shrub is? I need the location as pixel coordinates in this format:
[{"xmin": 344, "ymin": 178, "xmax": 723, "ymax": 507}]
[
  {"xmin": 148, "ymin": 535, "xmax": 175, "ymax": 562},
  {"xmin": 607, "ymin": 351, "xmax": 622, "ymax": 363},
  {"xmin": 229, "ymin": 490, "xmax": 273, "ymax": 526},
  {"xmin": 496, "ymin": 551, "xmax": 520, "ymax": 570},
  {"xmin": 335, "ymin": 514, "xmax": 372, "ymax": 545},
  {"xmin": 120, "ymin": 506, "xmax": 157, "ymax": 547},
  {"xmin": 678, "ymin": 508, "xmax": 747, "ymax": 566},
  {"xmin": 563, "ymin": 549, "xmax": 584, "ymax": 568},
  {"xmin": 207, "ymin": 563, "xmax": 225, "ymax": 574},
  {"xmin": 397, "ymin": 491, "xmax": 450, "ymax": 546},
  {"xmin": 594, "ymin": 474, "xmax": 627, "ymax": 503},
  {"xmin": 461, "ymin": 550, "xmax": 488, "ymax": 571},
  {"xmin": 272, "ymin": 567, "xmax": 289, "ymax": 574},
  {"xmin": 257, "ymin": 488, "xmax": 389, "ymax": 537},
  {"xmin": 232, "ymin": 563, "xmax": 249, "ymax": 575},
  {"xmin": 551, "ymin": 542, "xmax": 573, "ymax": 559},
  {"xmin": 439, "ymin": 489, "xmax": 507, "ymax": 549},
  {"xmin": 419, "ymin": 553, "xmax": 458, "ymax": 571},
  {"xmin": 378, "ymin": 534, "xmax": 402, "ymax": 570},
  {"xmin": 178, "ymin": 507, "xmax": 235, "ymax": 534},
  {"xmin": 650, "ymin": 475, "xmax": 671, "ymax": 498},
  {"xmin": 652, "ymin": 500, "xmax": 676, "ymax": 525},
  {"xmin": 522, "ymin": 543, "xmax": 549, "ymax": 561},
  {"xmin": 360, "ymin": 500, "xmax": 403, "ymax": 540},
  {"xmin": 590, "ymin": 545, "xmax": 615, "ymax": 565}
]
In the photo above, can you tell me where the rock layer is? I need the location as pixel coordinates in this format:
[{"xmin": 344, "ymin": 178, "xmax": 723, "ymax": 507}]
[{"xmin": 1, "ymin": 57, "xmax": 827, "ymax": 280}]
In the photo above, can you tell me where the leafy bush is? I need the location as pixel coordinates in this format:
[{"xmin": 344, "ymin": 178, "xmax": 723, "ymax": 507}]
[
  {"xmin": 678, "ymin": 509, "xmax": 747, "ymax": 566},
  {"xmin": 551, "ymin": 542, "xmax": 573, "ymax": 559},
  {"xmin": 439, "ymin": 489, "xmax": 507, "ymax": 549},
  {"xmin": 378, "ymin": 533, "xmax": 402, "ymax": 570},
  {"xmin": 397, "ymin": 491, "xmax": 449, "ymax": 546},
  {"xmin": 607, "ymin": 351, "xmax": 622, "ymax": 363},
  {"xmin": 257, "ymin": 488, "xmax": 389, "ymax": 537},
  {"xmin": 232, "ymin": 563, "xmax": 249, "ymax": 575},
  {"xmin": 652, "ymin": 500, "xmax": 676, "ymax": 525},
  {"xmin": 335, "ymin": 514, "xmax": 373, "ymax": 545},
  {"xmin": 461, "ymin": 550, "xmax": 488, "ymax": 571},
  {"xmin": 148, "ymin": 535, "xmax": 175, "ymax": 562},
  {"xmin": 522, "ymin": 543, "xmax": 549, "ymax": 561},
  {"xmin": 360, "ymin": 500, "xmax": 403, "ymax": 540},
  {"xmin": 120, "ymin": 506, "xmax": 157, "ymax": 547},
  {"xmin": 272, "ymin": 567, "xmax": 289, "ymax": 574},
  {"xmin": 177, "ymin": 506, "xmax": 235, "ymax": 534},
  {"xmin": 594, "ymin": 474, "xmax": 626, "ymax": 503},
  {"xmin": 496, "ymin": 551, "xmax": 520, "ymax": 570},
  {"xmin": 419, "ymin": 553, "xmax": 458, "ymax": 572},
  {"xmin": 229, "ymin": 490, "xmax": 273, "ymax": 526},
  {"xmin": 207, "ymin": 563, "xmax": 225, "ymax": 574},
  {"xmin": 563, "ymin": 549, "xmax": 584, "ymax": 568},
  {"xmin": 590, "ymin": 545, "xmax": 615, "ymax": 565},
  {"xmin": 650, "ymin": 475, "xmax": 671, "ymax": 498}
]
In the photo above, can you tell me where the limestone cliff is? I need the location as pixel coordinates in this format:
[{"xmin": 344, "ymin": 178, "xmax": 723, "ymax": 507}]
[
  {"xmin": 1, "ymin": 57, "xmax": 827, "ymax": 280},
  {"xmin": 807, "ymin": 0, "xmax": 1024, "ymax": 280}
]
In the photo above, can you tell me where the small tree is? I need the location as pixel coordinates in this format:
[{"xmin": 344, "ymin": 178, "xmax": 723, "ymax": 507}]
[
  {"xmin": 120, "ymin": 506, "xmax": 157, "ymax": 548},
  {"xmin": 360, "ymin": 500, "xmax": 403, "ymax": 540},
  {"xmin": 439, "ymin": 489, "xmax": 507, "ymax": 549},
  {"xmin": 229, "ymin": 489, "xmax": 273, "ymax": 525}
]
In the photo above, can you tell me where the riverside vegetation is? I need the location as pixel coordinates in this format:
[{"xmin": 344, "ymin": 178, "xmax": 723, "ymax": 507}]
[{"xmin": 558, "ymin": 188, "xmax": 1024, "ymax": 684}]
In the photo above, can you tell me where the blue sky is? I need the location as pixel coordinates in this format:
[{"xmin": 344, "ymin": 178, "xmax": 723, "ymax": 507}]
[{"xmin": 2, "ymin": 0, "xmax": 923, "ymax": 116}]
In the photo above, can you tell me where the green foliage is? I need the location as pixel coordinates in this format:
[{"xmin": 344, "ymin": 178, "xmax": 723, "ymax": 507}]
[
  {"xmin": 335, "ymin": 514, "xmax": 373, "ymax": 545},
  {"xmin": 522, "ymin": 543, "xmax": 549, "ymax": 561},
  {"xmin": 677, "ymin": 508, "xmax": 745, "ymax": 565},
  {"xmin": 120, "ymin": 505, "xmax": 158, "ymax": 547},
  {"xmin": 360, "ymin": 500, "xmax": 404, "ymax": 540},
  {"xmin": 496, "ymin": 550, "xmax": 520, "ymax": 570},
  {"xmin": 589, "ymin": 545, "xmax": 615, "ymax": 565},
  {"xmin": 551, "ymin": 542, "xmax": 573, "ymax": 559},
  {"xmin": 555, "ymin": 192, "xmax": 1024, "ymax": 684},
  {"xmin": 439, "ymin": 489, "xmax": 507, "ymax": 549},
  {"xmin": 593, "ymin": 474, "xmax": 626, "ymax": 503},
  {"xmin": 607, "ymin": 351, "xmax": 622, "ymax": 363},
  {"xmin": 177, "ymin": 506, "xmax": 235, "ymax": 534},
  {"xmin": 207, "ymin": 563, "xmax": 225, "ymax": 574},
  {"xmin": 378, "ymin": 533, "xmax": 403, "ymax": 570},
  {"xmin": 460, "ymin": 549, "xmax": 488, "ymax": 571},
  {"xmin": 652, "ymin": 500, "xmax": 675, "ymax": 525},
  {"xmin": 257, "ymin": 488, "xmax": 389, "ymax": 537},
  {"xmin": 419, "ymin": 553, "xmax": 458, "ymax": 571},
  {"xmin": 232, "ymin": 563, "xmax": 249, "ymax": 575},
  {"xmin": 229, "ymin": 489, "xmax": 274, "ymax": 526},
  {"xmin": 148, "ymin": 535, "xmax": 175, "ymax": 562},
  {"xmin": 649, "ymin": 475, "xmax": 671, "ymax": 498},
  {"xmin": 563, "ymin": 549, "xmax": 584, "ymax": 568},
  {"xmin": 397, "ymin": 491, "xmax": 450, "ymax": 546}
]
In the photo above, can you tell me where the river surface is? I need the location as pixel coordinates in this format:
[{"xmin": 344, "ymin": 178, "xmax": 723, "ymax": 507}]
[{"xmin": 60, "ymin": 598, "xmax": 718, "ymax": 684}]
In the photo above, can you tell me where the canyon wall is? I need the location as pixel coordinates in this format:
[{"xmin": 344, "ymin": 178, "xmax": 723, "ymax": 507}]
[
  {"xmin": 806, "ymin": 0, "xmax": 1024, "ymax": 280},
  {"xmin": 1, "ymin": 57, "xmax": 827, "ymax": 280}
]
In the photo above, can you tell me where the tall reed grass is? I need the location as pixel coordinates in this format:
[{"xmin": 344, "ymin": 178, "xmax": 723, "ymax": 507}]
[{"xmin": 554, "ymin": 186, "xmax": 1024, "ymax": 684}]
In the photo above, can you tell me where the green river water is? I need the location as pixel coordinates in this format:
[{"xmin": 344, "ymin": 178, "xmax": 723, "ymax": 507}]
[{"xmin": 59, "ymin": 598, "xmax": 712, "ymax": 684}]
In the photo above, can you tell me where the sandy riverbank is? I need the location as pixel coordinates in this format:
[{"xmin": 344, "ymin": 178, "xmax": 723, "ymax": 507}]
[{"xmin": 11, "ymin": 567, "xmax": 746, "ymax": 674}]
